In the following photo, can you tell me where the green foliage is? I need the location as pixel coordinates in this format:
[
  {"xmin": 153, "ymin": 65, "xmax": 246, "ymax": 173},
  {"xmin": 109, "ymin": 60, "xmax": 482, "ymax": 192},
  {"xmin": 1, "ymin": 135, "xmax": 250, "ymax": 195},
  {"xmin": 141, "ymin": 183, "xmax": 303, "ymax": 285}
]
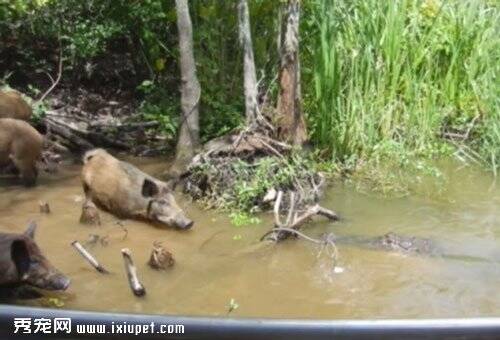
[
  {"xmin": 192, "ymin": 1, "xmax": 280, "ymax": 142},
  {"xmin": 137, "ymin": 80, "xmax": 178, "ymax": 140},
  {"xmin": 229, "ymin": 212, "xmax": 261, "ymax": 227},
  {"xmin": 304, "ymin": 0, "xmax": 499, "ymax": 181},
  {"xmin": 2, "ymin": 0, "xmax": 498, "ymax": 197}
]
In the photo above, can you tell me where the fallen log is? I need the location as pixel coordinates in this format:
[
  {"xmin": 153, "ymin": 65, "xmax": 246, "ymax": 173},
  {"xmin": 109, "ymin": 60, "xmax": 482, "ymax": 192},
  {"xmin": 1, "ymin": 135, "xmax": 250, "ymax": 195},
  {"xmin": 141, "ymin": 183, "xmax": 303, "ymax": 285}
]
[
  {"xmin": 91, "ymin": 120, "xmax": 159, "ymax": 131},
  {"xmin": 44, "ymin": 118, "xmax": 94, "ymax": 151},
  {"xmin": 43, "ymin": 116, "xmax": 129, "ymax": 152}
]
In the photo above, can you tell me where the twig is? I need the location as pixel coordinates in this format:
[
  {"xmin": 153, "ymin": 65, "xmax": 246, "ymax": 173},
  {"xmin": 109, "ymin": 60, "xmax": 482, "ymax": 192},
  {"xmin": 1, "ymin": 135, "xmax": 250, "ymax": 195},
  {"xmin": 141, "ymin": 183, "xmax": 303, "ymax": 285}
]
[
  {"xmin": 254, "ymin": 136, "xmax": 285, "ymax": 158},
  {"xmin": 121, "ymin": 248, "xmax": 146, "ymax": 297},
  {"xmin": 71, "ymin": 241, "xmax": 109, "ymax": 274},
  {"xmin": 36, "ymin": 42, "xmax": 63, "ymax": 104}
]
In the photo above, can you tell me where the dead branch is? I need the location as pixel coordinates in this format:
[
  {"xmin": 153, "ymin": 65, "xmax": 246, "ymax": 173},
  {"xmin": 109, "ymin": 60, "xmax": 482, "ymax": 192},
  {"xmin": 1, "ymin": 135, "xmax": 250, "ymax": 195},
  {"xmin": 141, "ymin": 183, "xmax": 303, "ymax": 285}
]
[
  {"xmin": 260, "ymin": 227, "xmax": 340, "ymax": 266},
  {"xmin": 37, "ymin": 44, "xmax": 63, "ymax": 104},
  {"xmin": 265, "ymin": 192, "xmax": 339, "ymax": 242},
  {"xmin": 260, "ymin": 227, "xmax": 322, "ymax": 244},
  {"xmin": 284, "ymin": 191, "xmax": 296, "ymax": 226}
]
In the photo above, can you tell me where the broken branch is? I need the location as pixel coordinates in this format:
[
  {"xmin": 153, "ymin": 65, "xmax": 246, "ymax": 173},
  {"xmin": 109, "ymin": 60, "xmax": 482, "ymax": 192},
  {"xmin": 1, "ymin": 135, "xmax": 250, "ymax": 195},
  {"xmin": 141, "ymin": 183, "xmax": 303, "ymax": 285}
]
[
  {"xmin": 37, "ymin": 42, "xmax": 63, "ymax": 104},
  {"xmin": 265, "ymin": 201, "xmax": 339, "ymax": 242}
]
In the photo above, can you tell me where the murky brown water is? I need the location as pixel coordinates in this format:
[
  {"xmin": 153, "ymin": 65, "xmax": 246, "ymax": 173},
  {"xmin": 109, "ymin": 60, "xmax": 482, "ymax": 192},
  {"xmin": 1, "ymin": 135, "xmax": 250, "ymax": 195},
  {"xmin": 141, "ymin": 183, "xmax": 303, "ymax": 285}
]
[{"xmin": 1, "ymin": 157, "xmax": 499, "ymax": 318}]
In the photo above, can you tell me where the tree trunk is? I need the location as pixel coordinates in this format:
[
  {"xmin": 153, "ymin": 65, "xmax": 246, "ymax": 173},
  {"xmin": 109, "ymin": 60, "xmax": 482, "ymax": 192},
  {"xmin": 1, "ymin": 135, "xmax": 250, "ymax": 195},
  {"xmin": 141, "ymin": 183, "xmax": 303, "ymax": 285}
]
[
  {"xmin": 237, "ymin": 0, "xmax": 258, "ymax": 126},
  {"xmin": 276, "ymin": 0, "xmax": 307, "ymax": 145},
  {"xmin": 173, "ymin": 0, "xmax": 201, "ymax": 172}
]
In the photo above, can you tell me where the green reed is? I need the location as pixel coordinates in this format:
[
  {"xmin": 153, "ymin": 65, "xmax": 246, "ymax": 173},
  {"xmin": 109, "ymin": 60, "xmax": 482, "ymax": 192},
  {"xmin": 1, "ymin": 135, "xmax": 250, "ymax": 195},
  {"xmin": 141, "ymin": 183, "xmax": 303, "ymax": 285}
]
[{"xmin": 307, "ymin": 0, "xmax": 499, "ymax": 174}]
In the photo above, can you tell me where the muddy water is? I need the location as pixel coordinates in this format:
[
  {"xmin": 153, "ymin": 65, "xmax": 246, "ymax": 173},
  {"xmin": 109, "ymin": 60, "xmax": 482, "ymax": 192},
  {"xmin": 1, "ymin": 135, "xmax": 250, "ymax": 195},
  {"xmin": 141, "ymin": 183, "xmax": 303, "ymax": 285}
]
[{"xmin": 1, "ymin": 158, "xmax": 500, "ymax": 319}]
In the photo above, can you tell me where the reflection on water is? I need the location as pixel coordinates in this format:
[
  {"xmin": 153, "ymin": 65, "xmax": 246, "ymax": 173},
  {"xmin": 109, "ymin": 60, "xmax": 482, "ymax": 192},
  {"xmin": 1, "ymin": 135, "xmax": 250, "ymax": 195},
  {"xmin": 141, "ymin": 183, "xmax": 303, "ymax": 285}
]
[{"xmin": 0, "ymin": 158, "xmax": 499, "ymax": 318}]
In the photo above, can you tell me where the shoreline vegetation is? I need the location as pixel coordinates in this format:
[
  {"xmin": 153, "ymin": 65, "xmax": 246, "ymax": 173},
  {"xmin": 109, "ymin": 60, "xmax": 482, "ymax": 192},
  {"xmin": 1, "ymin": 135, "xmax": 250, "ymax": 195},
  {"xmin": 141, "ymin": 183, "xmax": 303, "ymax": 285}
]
[{"xmin": 1, "ymin": 0, "xmax": 498, "ymax": 223}]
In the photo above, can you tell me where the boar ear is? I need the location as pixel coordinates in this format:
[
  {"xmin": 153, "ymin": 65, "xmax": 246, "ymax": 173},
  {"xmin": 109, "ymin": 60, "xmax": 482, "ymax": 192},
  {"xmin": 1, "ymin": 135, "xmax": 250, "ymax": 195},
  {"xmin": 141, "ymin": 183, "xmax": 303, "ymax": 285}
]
[
  {"xmin": 142, "ymin": 178, "xmax": 159, "ymax": 197},
  {"xmin": 165, "ymin": 179, "xmax": 177, "ymax": 191},
  {"xmin": 24, "ymin": 221, "xmax": 37, "ymax": 239},
  {"xmin": 11, "ymin": 240, "xmax": 30, "ymax": 279}
]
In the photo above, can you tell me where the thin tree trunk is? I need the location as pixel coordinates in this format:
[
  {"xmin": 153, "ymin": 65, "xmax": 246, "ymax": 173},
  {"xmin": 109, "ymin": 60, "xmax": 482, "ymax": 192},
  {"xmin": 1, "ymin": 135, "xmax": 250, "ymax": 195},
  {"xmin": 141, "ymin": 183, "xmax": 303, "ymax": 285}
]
[
  {"xmin": 174, "ymin": 0, "xmax": 201, "ymax": 167},
  {"xmin": 237, "ymin": 0, "xmax": 258, "ymax": 126},
  {"xmin": 276, "ymin": 0, "xmax": 307, "ymax": 145}
]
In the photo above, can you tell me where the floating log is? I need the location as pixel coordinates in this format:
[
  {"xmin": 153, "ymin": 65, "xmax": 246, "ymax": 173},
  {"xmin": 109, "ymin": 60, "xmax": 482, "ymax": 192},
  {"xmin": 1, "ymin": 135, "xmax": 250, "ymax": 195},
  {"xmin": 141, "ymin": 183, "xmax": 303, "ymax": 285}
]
[
  {"xmin": 121, "ymin": 248, "xmax": 146, "ymax": 297},
  {"xmin": 71, "ymin": 241, "xmax": 109, "ymax": 274}
]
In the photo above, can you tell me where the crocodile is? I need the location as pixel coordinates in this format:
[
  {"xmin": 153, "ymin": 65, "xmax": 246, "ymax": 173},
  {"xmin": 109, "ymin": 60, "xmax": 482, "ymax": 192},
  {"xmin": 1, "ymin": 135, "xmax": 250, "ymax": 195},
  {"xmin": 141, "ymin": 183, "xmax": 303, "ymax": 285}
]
[{"xmin": 356, "ymin": 232, "xmax": 435, "ymax": 255}]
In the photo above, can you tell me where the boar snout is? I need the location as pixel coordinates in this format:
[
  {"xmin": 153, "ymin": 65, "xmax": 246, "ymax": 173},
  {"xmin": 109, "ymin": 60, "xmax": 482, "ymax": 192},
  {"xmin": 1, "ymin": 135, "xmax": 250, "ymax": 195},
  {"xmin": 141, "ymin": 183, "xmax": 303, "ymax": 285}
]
[
  {"xmin": 156, "ymin": 213, "xmax": 194, "ymax": 230},
  {"xmin": 176, "ymin": 215, "xmax": 194, "ymax": 230},
  {"xmin": 42, "ymin": 272, "xmax": 71, "ymax": 291},
  {"xmin": 10, "ymin": 222, "xmax": 70, "ymax": 291}
]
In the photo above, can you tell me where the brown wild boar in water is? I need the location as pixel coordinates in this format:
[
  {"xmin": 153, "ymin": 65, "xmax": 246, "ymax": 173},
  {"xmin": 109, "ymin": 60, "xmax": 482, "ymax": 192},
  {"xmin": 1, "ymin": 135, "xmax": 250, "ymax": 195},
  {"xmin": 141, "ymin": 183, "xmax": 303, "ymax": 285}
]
[
  {"xmin": 0, "ymin": 221, "xmax": 70, "ymax": 291},
  {"xmin": 0, "ymin": 90, "xmax": 32, "ymax": 121},
  {"xmin": 81, "ymin": 149, "xmax": 194, "ymax": 229},
  {"xmin": 0, "ymin": 118, "xmax": 43, "ymax": 186}
]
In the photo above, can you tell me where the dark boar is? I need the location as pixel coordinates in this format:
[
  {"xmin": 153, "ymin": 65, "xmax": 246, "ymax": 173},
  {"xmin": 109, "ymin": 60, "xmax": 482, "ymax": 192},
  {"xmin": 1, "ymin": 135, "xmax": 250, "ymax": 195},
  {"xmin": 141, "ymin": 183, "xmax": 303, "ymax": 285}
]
[
  {"xmin": 81, "ymin": 149, "xmax": 193, "ymax": 229},
  {"xmin": 0, "ymin": 118, "xmax": 43, "ymax": 186},
  {"xmin": 0, "ymin": 90, "xmax": 32, "ymax": 121},
  {"xmin": 0, "ymin": 222, "xmax": 70, "ymax": 291}
]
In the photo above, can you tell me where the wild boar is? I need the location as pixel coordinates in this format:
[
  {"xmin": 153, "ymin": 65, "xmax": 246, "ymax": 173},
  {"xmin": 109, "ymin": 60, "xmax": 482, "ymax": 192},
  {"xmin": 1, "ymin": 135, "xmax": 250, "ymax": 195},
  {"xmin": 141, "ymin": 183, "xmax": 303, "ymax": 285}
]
[
  {"xmin": 0, "ymin": 221, "xmax": 70, "ymax": 291},
  {"xmin": 0, "ymin": 90, "xmax": 32, "ymax": 121},
  {"xmin": 81, "ymin": 149, "xmax": 194, "ymax": 229},
  {"xmin": 0, "ymin": 118, "xmax": 43, "ymax": 186}
]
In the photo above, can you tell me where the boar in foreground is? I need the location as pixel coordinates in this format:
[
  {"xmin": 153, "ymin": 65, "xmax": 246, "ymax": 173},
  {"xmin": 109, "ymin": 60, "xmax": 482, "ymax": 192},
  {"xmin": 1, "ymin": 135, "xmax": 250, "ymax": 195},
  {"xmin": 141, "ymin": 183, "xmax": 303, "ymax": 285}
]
[
  {"xmin": 0, "ymin": 90, "xmax": 32, "ymax": 121},
  {"xmin": 0, "ymin": 118, "xmax": 43, "ymax": 186},
  {"xmin": 0, "ymin": 222, "xmax": 70, "ymax": 291},
  {"xmin": 82, "ymin": 149, "xmax": 193, "ymax": 229}
]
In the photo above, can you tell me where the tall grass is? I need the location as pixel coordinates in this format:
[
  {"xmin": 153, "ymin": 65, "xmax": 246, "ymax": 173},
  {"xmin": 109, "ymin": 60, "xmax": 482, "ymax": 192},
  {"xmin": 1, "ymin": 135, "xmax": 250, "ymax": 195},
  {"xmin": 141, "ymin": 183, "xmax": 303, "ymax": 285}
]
[{"xmin": 307, "ymin": 0, "xmax": 499, "ymax": 176}]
